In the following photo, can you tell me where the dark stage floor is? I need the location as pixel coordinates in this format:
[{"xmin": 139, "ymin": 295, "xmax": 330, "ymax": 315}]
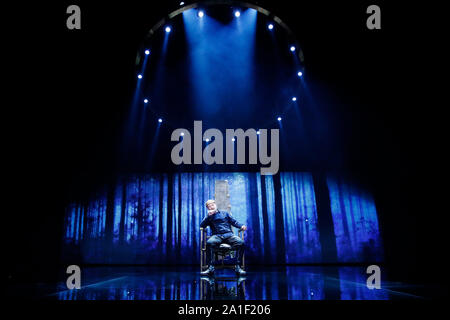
[{"xmin": 8, "ymin": 266, "xmax": 446, "ymax": 300}]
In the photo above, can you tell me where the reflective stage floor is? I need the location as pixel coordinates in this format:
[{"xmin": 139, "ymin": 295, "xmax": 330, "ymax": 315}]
[{"xmin": 8, "ymin": 266, "xmax": 447, "ymax": 300}]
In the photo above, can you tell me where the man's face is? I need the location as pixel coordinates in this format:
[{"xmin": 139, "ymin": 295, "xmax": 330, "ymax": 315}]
[{"xmin": 207, "ymin": 202, "xmax": 217, "ymax": 211}]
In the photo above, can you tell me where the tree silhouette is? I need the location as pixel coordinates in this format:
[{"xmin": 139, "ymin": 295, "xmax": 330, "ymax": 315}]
[
  {"xmin": 177, "ymin": 173, "xmax": 182, "ymax": 260},
  {"xmin": 191, "ymin": 173, "xmax": 197, "ymax": 263},
  {"xmin": 119, "ymin": 176, "xmax": 128, "ymax": 245},
  {"xmin": 313, "ymin": 172, "xmax": 338, "ymax": 263},
  {"xmin": 166, "ymin": 173, "xmax": 173, "ymax": 263},
  {"xmin": 105, "ymin": 177, "xmax": 116, "ymax": 261},
  {"xmin": 249, "ymin": 172, "xmax": 262, "ymax": 262},
  {"xmin": 260, "ymin": 174, "xmax": 272, "ymax": 263},
  {"xmin": 158, "ymin": 174, "xmax": 164, "ymax": 255},
  {"xmin": 273, "ymin": 173, "xmax": 286, "ymax": 264}
]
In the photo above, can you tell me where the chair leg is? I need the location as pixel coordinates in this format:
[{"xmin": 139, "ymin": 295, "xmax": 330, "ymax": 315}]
[
  {"xmin": 200, "ymin": 250, "xmax": 203, "ymax": 272},
  {"xmin": 200, "ymin": 229, "xmax": 203, "ymax": 271}
]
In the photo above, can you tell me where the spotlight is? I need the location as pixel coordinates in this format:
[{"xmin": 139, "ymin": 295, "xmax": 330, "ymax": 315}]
[
  {"xmin": 198, "ymin": 10, "xmax": 204, "ymax": 18},
  {"xmin": 180, "ymin": 132, "xmax": 184, "ymax": 136},
  {"xmin": 144, "ymin": 99, "xmax": 149, "ymax": 104},
  {"xmin": 257, "ymin": 130, "xmax": 260, "ymax": 135},
  {"xmin": 268, "ymin": 24, "xmax": 274, "ymax": 30},
  {"xmin": 277, "ymin": 117, "xmax": 282, "ymax": 121},
  {"xmin": 290, "ymin": 46, "xmax": 296, "ymax": 52},
  {"xmin": 232, "ymin": 138, "xmax": 236, "ymax": 142},
  {"xmin": 205, "ymin": 138, "xmax": 210, "ymax": 142},
  {"xmin": 137, "ymin": 74, "xmax": 143, "ymax": 79},
  {"xmin": 145, "ymin": 49, "xmax": 150, "ymax": 55},
  {"xmin": 180, "ymin": 1, "xmax": 185, "ymax": 5},
  {"xmin": 292, "ymin": 97, "xmax": 297, "ymax": 101},
  {"xmin": 297, "ymin": 71, "xmax": 303, "ymax": 77},
  {"xmin": 158, "ymin": 118, "xmax": 163, "ymax": 123},
  {"xmin": 165, "ymin": 26, "xmax": 171, "ymax": 33},
  {"xmin": 234, "ymin": 10, "xmax": 241, "ymax": 18}
]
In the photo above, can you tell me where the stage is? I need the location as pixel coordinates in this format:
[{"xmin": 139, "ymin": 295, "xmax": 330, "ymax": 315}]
[
  {"xmin": 8, "ymin": 266, "xmax": 445, "ymax": 300},
  {"xmin": 6, "ymin": 0, "xmax": 447, "ymax": 308}
]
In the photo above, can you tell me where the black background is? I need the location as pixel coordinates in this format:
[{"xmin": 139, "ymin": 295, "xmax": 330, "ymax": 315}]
[{"xmin": 5, "ymin": 0, "xmax": 446, "ymax": 296}]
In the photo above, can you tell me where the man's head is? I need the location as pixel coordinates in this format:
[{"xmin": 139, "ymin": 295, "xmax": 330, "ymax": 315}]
[{"xmin": 205, "ymin": 199, "xmax": 217, "ymax": 212}]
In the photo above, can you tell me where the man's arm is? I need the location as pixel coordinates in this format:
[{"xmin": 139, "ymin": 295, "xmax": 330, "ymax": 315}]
[
  {"xmin": 226, "ymin": 212, "xmax": 244, "ymax": 229},
  {"xmin": 200, "ymin": 215, "xmax": 210, "ymax": 228}
]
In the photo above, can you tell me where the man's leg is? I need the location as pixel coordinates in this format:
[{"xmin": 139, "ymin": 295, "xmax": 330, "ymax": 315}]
[
  {"xmin": 224, "ymin": 235, "xmax": 246, "ymax": 275},
  {"xmin": 202, "ymin": 235, "xmax": 222, "ymax": 274}
]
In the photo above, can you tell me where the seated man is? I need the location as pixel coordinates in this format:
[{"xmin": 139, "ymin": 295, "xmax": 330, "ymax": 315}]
[{"xmin": 200, "ymin": 199, "xmax": 247, "ymax": 276}]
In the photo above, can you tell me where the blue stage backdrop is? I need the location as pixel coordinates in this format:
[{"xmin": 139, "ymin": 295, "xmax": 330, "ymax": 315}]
[
  {"xmin": 62, "ymin": 172, "xmax": 383, "ymax": 264},
  {"xmin": 327, "ymin": 176, "xmax": 383, "ymax": 262}
]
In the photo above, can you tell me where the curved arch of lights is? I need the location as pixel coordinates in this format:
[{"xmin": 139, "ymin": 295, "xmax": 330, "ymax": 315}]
[{"xmin": 135, "ymin": 1, "xmax": 305, "ymax": 68}]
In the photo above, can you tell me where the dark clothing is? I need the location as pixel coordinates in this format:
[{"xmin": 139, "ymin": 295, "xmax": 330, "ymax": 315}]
[
  {"xmin": 206, "ymin": 234, "xmax": 245, "ymax": 266},
  {"xmin": 200, "ymin": 210, "xmax": 245, "ymax": 266},
  {"xmin": 200, "ymin": 210, "xmax": 243, "ymax": 237}
]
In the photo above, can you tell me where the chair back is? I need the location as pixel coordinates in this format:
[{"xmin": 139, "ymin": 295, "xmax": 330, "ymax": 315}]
[
  {"xmin": 214, "ymin": 180, "xmax": 231, "ymax": 212},
  {"xmin": 200, "ymin": 179, "xmax": 245, "ymax": 270}
]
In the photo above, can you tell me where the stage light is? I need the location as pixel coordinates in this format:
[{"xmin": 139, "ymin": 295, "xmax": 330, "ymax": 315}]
[
  {"xmin": 277, "ymin": 117, "xmax": 282, "ymax": 121},
  {"xmin": 158, "ymin": 118, "xmax": 163, "ymax": 123},
  {"xmin": 180, "ymin": 1, "xmax": 185, "ymax": 5},
  {"xmin": 234, "ymin": 10, "xmax": 241, "ymax": 18},
  {"xmin": 165, "ymin": 26, "xmax": 171, "ymax": 33},
  {"xmin": 268, "ymin": 24, "xmax": 274, "ymax": 30},
  {"xmin": 145, "ymin": 49, "xmax": 150, "ymax": 55},
  {"xmin": 297, "ymin": 71, "xmax": 303, "ymax": 77},
  {"xmin": 181, "ymin": 132, "xmax": 184, "ymax": 136},
  {"xmin": 290, "ymin": 46, "xmax": 296, "ymax": 52},
  {"xmin": 144, "ymin": 99, "xmax": 149, "ymax": 104},
  {"xmin": 232, "ymin": 138, "xmax": 236, "ymax": 142},
  {"xmin": 198, "ymin": 10, "xmax": 204, "ymax": 18},
  {"xmin": 137, "ymin": 74, "xmax": 143, "ymax": 79},
  {"xmin": 292, "ymin": 97, "xmax": 297, "ymax": 101},
  {"xmin": 205, "ymin": 138, "xmax": 210, "ymax": 142},
  {"xmin": 257, "ymin": 130, "xmax": 260, "ymax": 135}
]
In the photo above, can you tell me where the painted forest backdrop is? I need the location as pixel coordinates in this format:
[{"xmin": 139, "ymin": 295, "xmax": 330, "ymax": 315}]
[{"xmin": 62, "ymin": 172, "xmax": 383, "ymax": 264}]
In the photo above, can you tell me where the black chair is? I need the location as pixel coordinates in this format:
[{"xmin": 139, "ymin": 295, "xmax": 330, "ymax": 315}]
[{"xmin": 200, "ymin": 227, "xmax": 245, "ymax": 272}]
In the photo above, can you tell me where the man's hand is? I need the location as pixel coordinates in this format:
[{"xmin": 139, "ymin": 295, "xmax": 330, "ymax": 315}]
[{"xmin": 241, "ymin": 225, "xmax": 247, "ymax": 231}]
